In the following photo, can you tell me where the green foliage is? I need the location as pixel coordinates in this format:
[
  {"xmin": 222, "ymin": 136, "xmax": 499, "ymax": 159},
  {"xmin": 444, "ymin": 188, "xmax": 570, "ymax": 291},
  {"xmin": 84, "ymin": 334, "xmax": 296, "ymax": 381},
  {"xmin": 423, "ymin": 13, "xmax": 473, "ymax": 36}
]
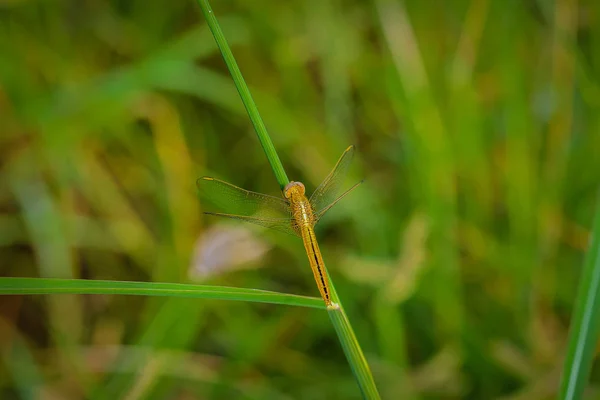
[{"xmin": 1, "ymin": 0, "xmax": 600, "ymax": 399}]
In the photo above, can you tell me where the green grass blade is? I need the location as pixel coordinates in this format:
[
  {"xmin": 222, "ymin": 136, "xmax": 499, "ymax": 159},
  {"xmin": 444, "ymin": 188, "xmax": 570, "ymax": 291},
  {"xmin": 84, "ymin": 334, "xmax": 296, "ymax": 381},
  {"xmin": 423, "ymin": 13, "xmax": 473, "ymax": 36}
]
[
  {"xmin": 559, "ymin": 191, "xmax": 600, "ymax": 400},
  {"xmin": 328, "ymin": 305, "xmax": 380, "ymax": 399},
  {"xmin": 195, "ymin": 0, "xmax": 289, "ymax": 189},
  {"xmin": 0, "ymin": 278, "xmax": 324, "ymax": 309},
  {"xmin": 327, "ymin": 277, "xmax": 380, "ymax": 399}
]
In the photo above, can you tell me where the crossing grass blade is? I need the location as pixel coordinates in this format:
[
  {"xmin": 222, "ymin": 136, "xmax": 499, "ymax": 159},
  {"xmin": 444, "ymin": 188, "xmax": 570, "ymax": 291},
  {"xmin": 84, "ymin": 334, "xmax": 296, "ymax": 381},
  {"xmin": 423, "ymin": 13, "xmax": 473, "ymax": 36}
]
[{"xmin": 0, "ymin": 278, "xmax": 325, "ymax": 309}]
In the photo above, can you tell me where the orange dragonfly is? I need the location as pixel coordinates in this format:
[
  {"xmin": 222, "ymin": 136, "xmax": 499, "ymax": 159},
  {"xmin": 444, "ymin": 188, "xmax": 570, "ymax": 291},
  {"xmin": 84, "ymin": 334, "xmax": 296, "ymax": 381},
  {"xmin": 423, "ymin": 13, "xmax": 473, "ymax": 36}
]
[{"xmin": 197, "ymin": 146, "xmax": 361, "ymax": 307}]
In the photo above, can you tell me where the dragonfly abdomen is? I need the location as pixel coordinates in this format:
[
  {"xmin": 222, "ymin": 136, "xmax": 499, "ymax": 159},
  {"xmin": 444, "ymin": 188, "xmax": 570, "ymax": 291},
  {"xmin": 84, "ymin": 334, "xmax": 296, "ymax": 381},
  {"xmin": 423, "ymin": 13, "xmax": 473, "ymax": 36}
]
[
  {"xmin": 300, "ymin": 225, "xmax": 331, "ymax": 306},
  {"xmin": 283, "ymin": 181, "xmax": 332, "ymax": 305}
]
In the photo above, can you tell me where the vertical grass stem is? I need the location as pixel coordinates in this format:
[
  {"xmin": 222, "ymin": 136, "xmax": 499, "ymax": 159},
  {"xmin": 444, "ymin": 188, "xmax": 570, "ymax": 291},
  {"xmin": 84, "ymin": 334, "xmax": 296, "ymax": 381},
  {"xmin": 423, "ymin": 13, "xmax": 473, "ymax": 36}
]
[
  {"xmin": 328, "ymin": 279, "xmax": 381, "ymax": 399},
  {"xmin": 196, "ymin": 0, "xmax": 289, "ymax": 189}
]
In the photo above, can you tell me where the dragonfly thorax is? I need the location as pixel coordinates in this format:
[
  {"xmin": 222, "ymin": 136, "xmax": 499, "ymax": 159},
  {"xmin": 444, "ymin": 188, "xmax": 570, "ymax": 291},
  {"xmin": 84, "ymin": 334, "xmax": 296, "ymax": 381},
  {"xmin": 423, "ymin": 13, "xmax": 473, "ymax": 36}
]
[
  {"xmin": 284, "ymin": 181, "xmax": 315, "ymax": 227},
  {"xmin": 283, "ymin": 181, "xmax": 306, "ymax": 198}
]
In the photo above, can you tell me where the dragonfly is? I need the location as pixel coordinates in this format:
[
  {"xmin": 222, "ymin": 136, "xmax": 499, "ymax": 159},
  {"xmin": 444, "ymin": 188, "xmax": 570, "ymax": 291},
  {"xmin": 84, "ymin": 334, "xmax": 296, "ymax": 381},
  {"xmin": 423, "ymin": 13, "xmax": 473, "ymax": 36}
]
[{"xmin": 197, "ymin": 145, "xmax": 362, "ymax": 307}]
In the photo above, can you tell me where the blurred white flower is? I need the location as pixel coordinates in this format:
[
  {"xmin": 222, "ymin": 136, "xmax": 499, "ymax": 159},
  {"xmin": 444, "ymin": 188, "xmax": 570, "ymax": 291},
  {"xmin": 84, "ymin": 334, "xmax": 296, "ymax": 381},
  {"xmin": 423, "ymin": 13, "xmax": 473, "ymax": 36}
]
[{"xmin": 189, "ymin": 225, "xmax": 271, "ymax": 279}]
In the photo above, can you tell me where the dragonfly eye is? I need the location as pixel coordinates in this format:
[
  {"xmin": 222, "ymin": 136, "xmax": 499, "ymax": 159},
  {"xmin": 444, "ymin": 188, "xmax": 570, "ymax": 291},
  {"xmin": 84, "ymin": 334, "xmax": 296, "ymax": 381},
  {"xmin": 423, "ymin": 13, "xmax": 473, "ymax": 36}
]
[{"xmin": 283, "ymin": 181, "xmax": 305, "ymax": 198}]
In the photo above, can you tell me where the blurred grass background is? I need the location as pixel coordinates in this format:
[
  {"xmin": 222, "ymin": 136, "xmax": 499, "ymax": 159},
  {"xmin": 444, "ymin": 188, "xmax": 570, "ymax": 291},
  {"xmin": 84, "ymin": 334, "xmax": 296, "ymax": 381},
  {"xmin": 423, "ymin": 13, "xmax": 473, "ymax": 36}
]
[{"xmin": 1, "ymin": 0, "xmax": 600, "ymax": 398}]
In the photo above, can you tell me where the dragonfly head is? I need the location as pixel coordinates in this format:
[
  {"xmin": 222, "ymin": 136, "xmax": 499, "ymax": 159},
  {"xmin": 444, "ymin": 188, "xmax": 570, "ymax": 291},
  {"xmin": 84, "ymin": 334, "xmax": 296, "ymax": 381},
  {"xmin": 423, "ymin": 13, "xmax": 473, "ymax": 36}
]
[{"xmin": 283, "ymin": 181, "xmax": 305, "ymax": 199}]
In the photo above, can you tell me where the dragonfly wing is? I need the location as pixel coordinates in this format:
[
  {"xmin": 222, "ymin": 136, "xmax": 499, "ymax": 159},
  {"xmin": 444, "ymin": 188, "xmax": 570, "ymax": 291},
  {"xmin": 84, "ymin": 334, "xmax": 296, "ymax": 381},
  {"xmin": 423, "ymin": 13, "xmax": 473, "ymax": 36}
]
[
  {"xmin": 315, "ymin": 180, "xmax": 363, "ymax": 223},
  {"xmin": 197, "ymin": 177, "xmax": 291, "ymax": 220},
  {"xmin": 204, "ymin": 212, "xmax": 299, "ymax": 237},
  {"xmin": 309, "ymin": 145, "xmax": 355, "ymax": 215}
]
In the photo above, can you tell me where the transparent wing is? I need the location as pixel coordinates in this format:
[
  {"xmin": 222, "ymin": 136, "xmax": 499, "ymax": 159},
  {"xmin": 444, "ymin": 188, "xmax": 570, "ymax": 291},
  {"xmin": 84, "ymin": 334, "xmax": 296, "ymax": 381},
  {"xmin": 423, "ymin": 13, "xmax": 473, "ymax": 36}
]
[
  {"xmin": 197, "ymin": 177, "xmax": 290, "ymax": 218},
  {"xmin": 309, "ymin": 145, "xmax": 355, "ymax": 214},
  {"xmin": 204, "ymin": 212, "xmax": 299, "ymax": 237},
  {"xmin": 315, "ymin": 180, "xmax": 363, "ymax": 223},
  {"xmin": 197, "ymin": 177, "xmax": 299, "ymax": 236}
]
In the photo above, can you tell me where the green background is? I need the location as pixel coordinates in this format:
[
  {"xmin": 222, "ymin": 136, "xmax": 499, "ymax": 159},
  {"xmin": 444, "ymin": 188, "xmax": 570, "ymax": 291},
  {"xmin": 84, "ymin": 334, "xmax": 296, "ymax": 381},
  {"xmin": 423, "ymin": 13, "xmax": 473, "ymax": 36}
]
[{"xmin": 1, "ymin": 0, "xmax": 600, "ymax": 398}]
